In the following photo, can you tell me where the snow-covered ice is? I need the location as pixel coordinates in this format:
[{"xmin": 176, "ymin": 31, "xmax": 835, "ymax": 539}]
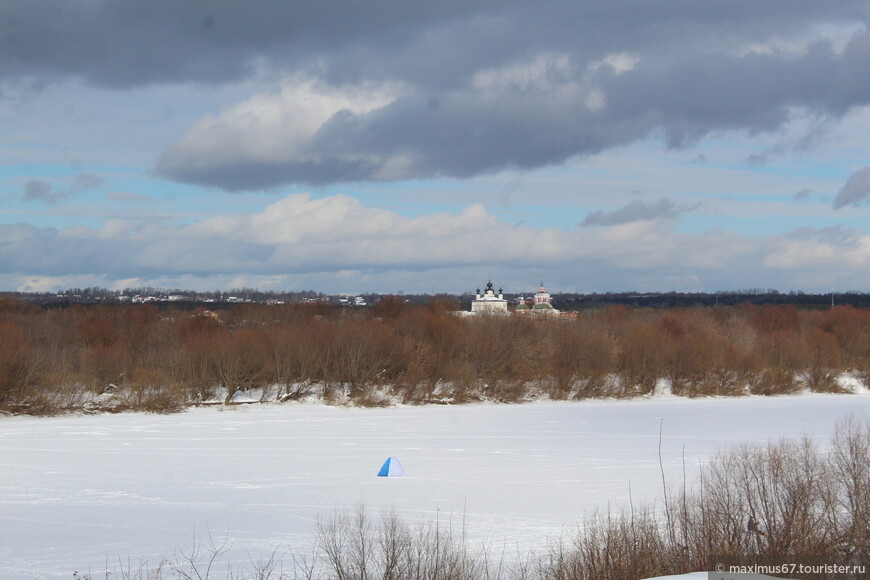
[{"xmin": 2, "ymin": 393, "xmax": 868, "ymax": 579}]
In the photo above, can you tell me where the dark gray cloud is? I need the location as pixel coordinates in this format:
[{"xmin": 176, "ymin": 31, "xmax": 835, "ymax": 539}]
[
  {"xmin": 2, "ymin": 1, "xmax": 865, "ymax": 88},
  {"xmin": 0, "ymin": 1, "xmax": 501, "ymax": 88},
  {"xmin": 788, "ymin": 225, "xmax": 852, "ymax": 243},
  {"xmin": 22, "ymin": 180, "xmax": 55, "ymax": 203},
  {"xmin": 833, "ymin": 167, "xmax": 870, "ymax": 208},
  {"xmin": 157, "ymin": 22, "xmax": 870, "ymax": 190},
  {"xmin": 5, "ymin": 1, "xmax": 870, "ymax": 190},
  {"xmin": 73, "ymin": 173, "xmax": 103, "ymax": 190},
  {"xmin": 22, "ymin": 173, "xmax": 105, "ymax": 204},
  {"xmin": 794, "ymin": 188, "xmax": 814, "ymax": 201},
  {"xmin": 156, "ymin": 157, "xmax": 384, "ymax": 192},
  {"xmin": 747, "ymin": 154, "xmax": 769, "ymax": 167},
  {"xmin": 581, "ymin": 198, "xmax": 685, "ymax": 227}
]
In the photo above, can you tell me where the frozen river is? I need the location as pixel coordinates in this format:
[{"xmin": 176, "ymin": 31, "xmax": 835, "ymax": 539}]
[{"xmin": 2, "ymin": 393, "xmax": 869, "ymax": 579}]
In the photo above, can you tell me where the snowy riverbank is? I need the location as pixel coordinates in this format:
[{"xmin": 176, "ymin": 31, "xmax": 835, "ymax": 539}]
[{"xmin": 2, "ymin": 393, "xmax": 868, "ymax": 579}]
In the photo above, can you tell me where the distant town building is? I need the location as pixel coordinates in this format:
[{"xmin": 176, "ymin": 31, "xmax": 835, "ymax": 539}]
[
  {"xmin": 532, "ymin": 280, "xmax": 559, "ymax": 314},
  {"xmin": 516, "ymin": 281, "xmax": 560, "ymax": 315}
]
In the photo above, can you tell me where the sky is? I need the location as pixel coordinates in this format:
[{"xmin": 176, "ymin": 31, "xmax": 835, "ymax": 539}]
[{"xmin": 2, "ymin": 1, "xmax": 870, "ymax": 295}]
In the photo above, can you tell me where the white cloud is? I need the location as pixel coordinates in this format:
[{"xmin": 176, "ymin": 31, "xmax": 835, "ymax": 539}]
[
  {"xmin": 588, "ymin": 52, "xmax": 640, "ymax": 75},
  {"xmin": 156, "ymin": 79, "xmax": 406, "ymax": 176},
  {"xmin": 186, "ymin": 194, "xmax": 459, "ymax": 245},
  {"xmin": 10, "ymin": 274, "xmax": 112, "ymax": 293},
  {"xmin": 5, "ymin": 193, "xmax": 870, "ymax": 293},
  {"xmin": 472, "ymin": 53, "xmax": 576, "ymax": 92},
  {"xmin": 762, "ymin": 227, "xmax": 870, "ymax": 269},
  {"xmin": 99, "ymin": 219, "xmax": 135, "ymax": 239},
  {"xmin": 734, "ymin": 21, "xmax": 866, "ymax": 58}
]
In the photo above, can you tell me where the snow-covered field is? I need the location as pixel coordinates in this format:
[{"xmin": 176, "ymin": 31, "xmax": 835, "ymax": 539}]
[{"xmin": 2, "ymin": 393, "xmax": 869, "ymax": 579}]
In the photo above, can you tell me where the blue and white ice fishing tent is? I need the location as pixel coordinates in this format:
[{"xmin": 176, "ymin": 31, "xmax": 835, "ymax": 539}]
[{"xmin": 377, "ymin": 457, "xmax": 405, "ymax": 477}]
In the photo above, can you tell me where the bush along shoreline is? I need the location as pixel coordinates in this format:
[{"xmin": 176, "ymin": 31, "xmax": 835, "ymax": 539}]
[{"xmin": 2, "ymin": 298, "xmax": 870, "ymax": 415}]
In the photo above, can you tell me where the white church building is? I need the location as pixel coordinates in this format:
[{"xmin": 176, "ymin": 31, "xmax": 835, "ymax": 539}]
[{"xmin": 470, "ymin": 281, "xmax": 509, "ymax": 314}]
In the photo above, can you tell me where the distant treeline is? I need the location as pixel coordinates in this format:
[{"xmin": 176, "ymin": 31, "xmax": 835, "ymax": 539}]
[
  {"xmin": 1, "ymin": 296, "xmax": 869, "ymax": 414},
  {"xmin": 8, "ymin": 287, "xmax": 870, "ymax": 310},
  {"xmin": 564, "ymin": 289, "xmax": 870, "ymax": 309}
]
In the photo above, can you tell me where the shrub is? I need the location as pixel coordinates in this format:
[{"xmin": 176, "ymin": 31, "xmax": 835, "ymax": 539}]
[{"xmin": 2, "ymin": 301, "xmax": 869, "ymax": 413}]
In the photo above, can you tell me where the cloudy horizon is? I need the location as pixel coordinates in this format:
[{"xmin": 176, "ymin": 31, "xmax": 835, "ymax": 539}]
[{"xmin": 3, "ymin": 1, "xmax": 870, "ymax": 294}]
